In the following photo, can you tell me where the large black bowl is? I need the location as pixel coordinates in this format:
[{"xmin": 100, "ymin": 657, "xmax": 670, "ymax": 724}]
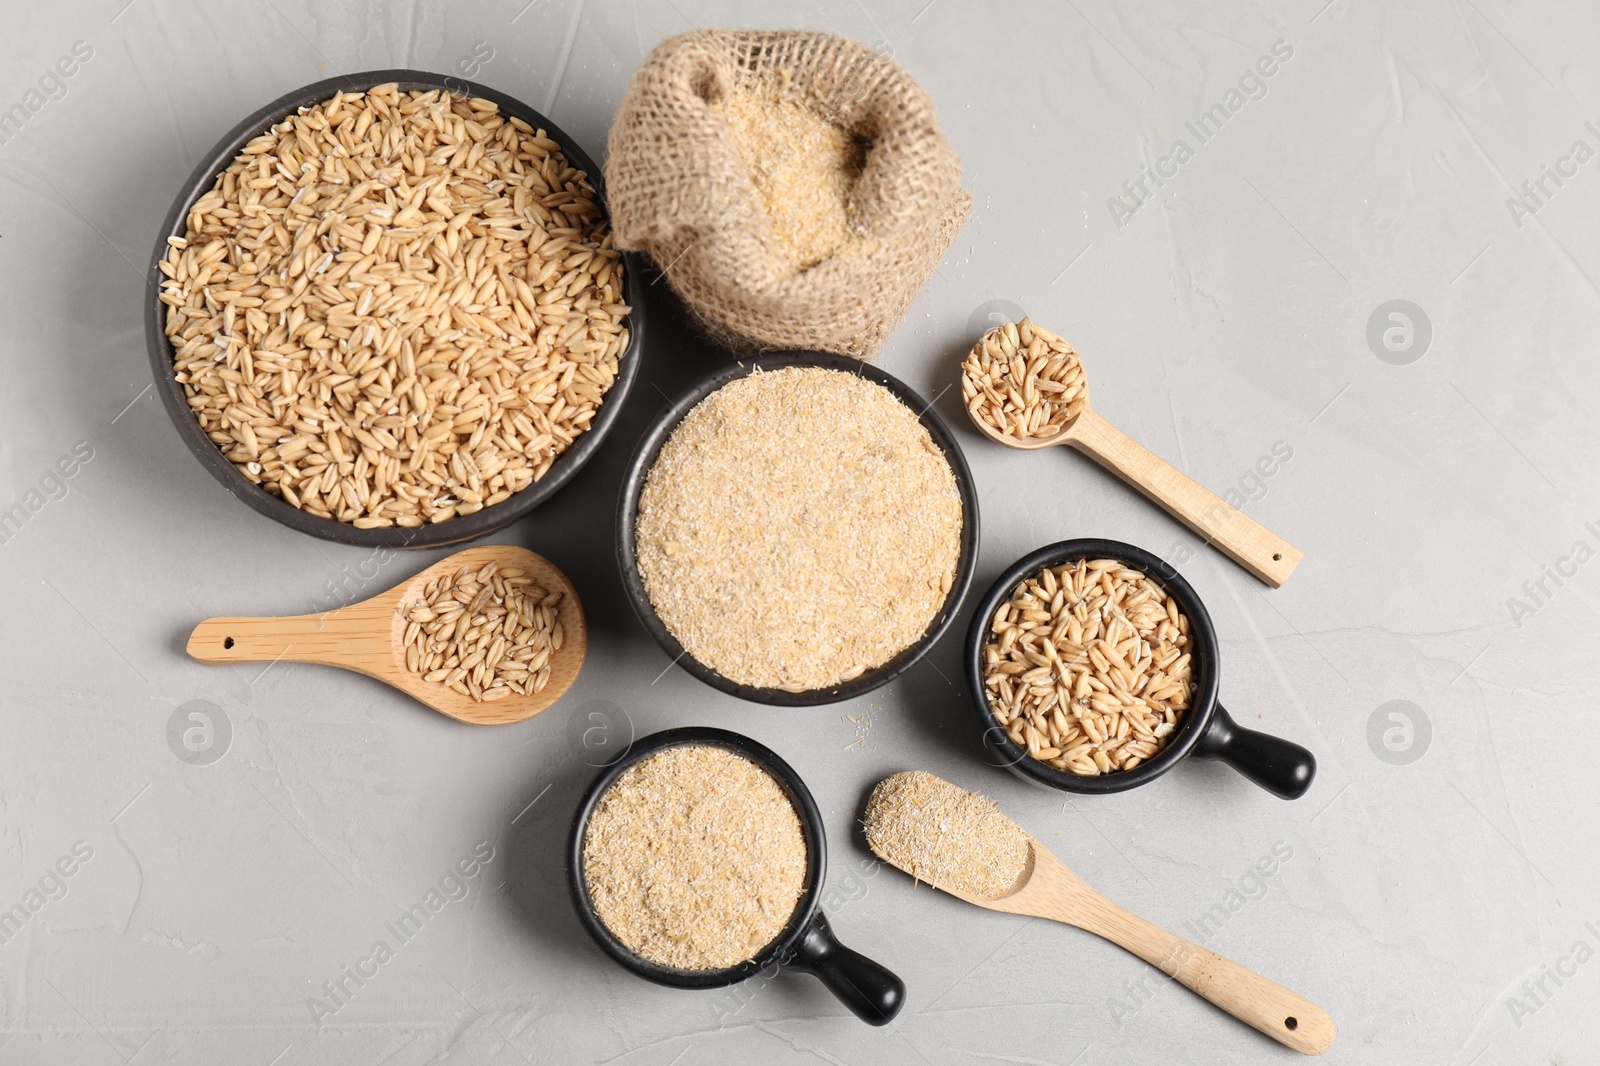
[
  {"xmin": 568, "ymin": 726, "xmax": 905, "ymax": 1025},
  {"xmin": 616, "ymin": 353, "xmax": 980, "ymax": 706},
  {"xmin": 965, "ymin": 539, "xmax": 1316, "ymax": 799},
  {"xmin": 145, "ymin": 69, "xmax": 646, "ymax": 549}
]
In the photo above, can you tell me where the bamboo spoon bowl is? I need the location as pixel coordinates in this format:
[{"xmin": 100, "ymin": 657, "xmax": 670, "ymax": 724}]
[
  {"xmin": 961, "ymin": 323, "xmax": 1302, "ymax": 588},
  {"xmin": 939, "ymin": 835, "xmax": 1336, "ymax": 1055},
  {"xmin": 186, "ymin": 545, "xmax": 586, "ymax": 725}
]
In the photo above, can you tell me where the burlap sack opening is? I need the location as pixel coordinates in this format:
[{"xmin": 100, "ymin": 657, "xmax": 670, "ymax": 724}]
[{"xmin": 606, "ymin": 30, "xmax": 971, "ymax": 358}]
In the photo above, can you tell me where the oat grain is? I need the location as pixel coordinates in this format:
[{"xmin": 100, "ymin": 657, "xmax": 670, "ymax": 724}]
[
  {"xmin": 399, "ymin": 560, "xmax": 561, "ymax": 701},
  {"xmin": 161, "ymin": 85, "xmax": 629, "ymax": 526},
  {"xmin": 960, "ymin": 318, "xmax": 1086, "ymax": 442},
  {"xmin": 983, "ymin": 558, "xmax": 1193, "ymax": 775}
]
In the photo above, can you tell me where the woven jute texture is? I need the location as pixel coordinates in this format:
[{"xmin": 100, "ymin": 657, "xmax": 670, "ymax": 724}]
[{"xmin": 606, "ymin": 30, "xmax": 971, "ymax": 358}]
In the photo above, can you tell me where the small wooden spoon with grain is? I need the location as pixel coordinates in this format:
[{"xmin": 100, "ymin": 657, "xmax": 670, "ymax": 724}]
[
  {"xmin": 863, "ymin": 771, "xmax": 1335, "ymax": 1055},
  {"xmin": 186, "ymin": 544, "xmax": 585, "ymax": 725},
  {"xmin": 961, "ymin": 320, "xmax": 1302, "ymax": 587}
]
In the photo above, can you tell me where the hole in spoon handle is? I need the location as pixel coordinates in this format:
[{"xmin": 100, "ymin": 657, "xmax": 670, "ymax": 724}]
[
  {"xmin": 185, "ymin": 614, "xmax": 359, "ymax": 666},
  {"xmin": 1097, "ymin": 905, "xmax": 1337, "ymax": 1054},
  {"xmin": 1066, "ymin": 408, "xmax": 1303, "ymax": 587},
  {"xmin": 1164, "ymin": 947, "xmax": 1335, "ymax": 1055}
]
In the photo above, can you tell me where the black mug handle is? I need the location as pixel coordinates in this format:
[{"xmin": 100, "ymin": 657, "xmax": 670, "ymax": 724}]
[
  {"xmin": 1193, "ymin": 704, "xmax": 1316, "ymax": 799},
  {"xmin": 786, "ymin": 910, "xmax": 905, "ymax": 1026}
]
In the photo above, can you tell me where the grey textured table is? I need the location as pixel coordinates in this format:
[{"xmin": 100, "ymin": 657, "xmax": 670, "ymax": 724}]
[{"xmin": 1, "ymin": 1, "xmax": 1594, "ymax": 1063}]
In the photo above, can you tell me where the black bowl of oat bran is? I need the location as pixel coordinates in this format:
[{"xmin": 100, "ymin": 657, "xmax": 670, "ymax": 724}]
[
  {"xmin": 145, "ymin": 70, "xmax": 645, "ymax": 549},
  {"xmin": 567, "ymin": 726, "xmax": 905, "ymax": 1025},
  {"xmin": 965, "ymin": 539, "xmax": 1316, "ymax": 799},
  {"xmin": 616, "ymin": 353, "xmax": 980, "ymax": 706}
]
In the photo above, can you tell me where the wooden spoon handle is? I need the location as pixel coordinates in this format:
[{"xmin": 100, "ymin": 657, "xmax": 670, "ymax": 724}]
[
  {"xmin": 1074, "ymin": 897, "xmax": 1335, "ymax": 1054},
  {"xmin": 1066, "ymin": 408, "xmax": 1302, "ymax": 587},
  {"xmin": 187, "ymin": 610, "xmax": 388, "ymax": 670}
]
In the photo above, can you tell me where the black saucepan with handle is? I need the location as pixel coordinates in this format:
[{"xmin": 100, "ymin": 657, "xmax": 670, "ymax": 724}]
[
  {"xmin": 568, "ymin": 726, "xmax": 905, "ymax": 1024},
  {"xmin": 965, "ymin": 539, "xmax": 1316, "ymax": 799}
]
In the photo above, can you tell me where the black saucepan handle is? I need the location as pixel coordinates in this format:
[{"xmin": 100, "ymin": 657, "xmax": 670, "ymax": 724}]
[
  {"xmin": 1192, "ymin": 704, "xmax": 1316, "ymax": 799},
  {"xmin": 785, "ymin": 910, "xmax": 905, "ymax": 1025}
]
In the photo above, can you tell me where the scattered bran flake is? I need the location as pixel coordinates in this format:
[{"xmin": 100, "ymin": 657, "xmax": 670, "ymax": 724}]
[
  {"xmin": 713, "ymin": 77, "xmax": 865, "ymax": 270},
  {"xmin": 582, "ymin": 744, "xmax": 807, "ymax": 971},
  {"xmin": 863, "ymin": 771, "xmax": 1030, "ymax": 900},
  {"xmin": 635, "ymin": 366, "xmax": 963, "ymax": 692}
]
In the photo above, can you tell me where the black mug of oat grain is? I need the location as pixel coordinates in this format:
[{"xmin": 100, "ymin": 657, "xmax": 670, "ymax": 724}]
[
  {"xmin": 965, "ymin": 539, "xmax": 1316, "ymax": 799},
  {"xmin": 567, "ymin": 726, "xmax": 905, "ymax": 1025}
]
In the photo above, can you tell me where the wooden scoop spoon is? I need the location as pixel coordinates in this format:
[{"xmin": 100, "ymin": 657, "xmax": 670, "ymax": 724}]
[
  {"xmin": 863, "ymin": 771, "xmax": 1335, "ymax": 1054},
  {"xmin": 186, "ymin": 545, "xmax": 586, "ymax": 725},
  {"xmin": 961, "ymin": 320, "xmax": 1302, "ymax": 588}
]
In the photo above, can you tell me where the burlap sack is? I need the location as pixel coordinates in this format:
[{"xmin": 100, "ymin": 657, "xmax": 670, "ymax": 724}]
[{"xmin": 605, "ymin": 30, "xmax": 971, "ymax": 358}]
